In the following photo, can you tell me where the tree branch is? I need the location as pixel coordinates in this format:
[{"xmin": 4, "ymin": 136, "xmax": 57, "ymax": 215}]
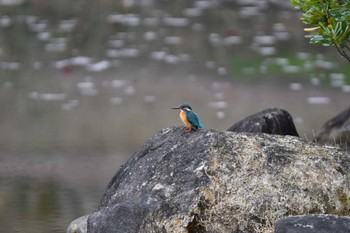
[
  {"xmin": 335, "ymin": 44, "xmax": 350, "ymax": 63},
  {"xmin": 345, "ymin": 45, "xmax": 350, "ymax": 52}
]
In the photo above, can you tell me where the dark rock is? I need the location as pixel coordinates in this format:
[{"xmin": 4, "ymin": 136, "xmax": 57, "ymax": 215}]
[
  {"xmin": 88, "ymin": 126, "xmax": 213, "ymax": 233},
  {"xmin": 316, "ymin": 107, "xmax": 350, "ymax": 148},
  {"xmin": 227, "ymin": 108, "xmax": 299, "ymax": 137},
  {"xmin": 275, "ymin": 214, "xmax": 350, "ymax": 233},
  {"xmin": 67, "ymin": 127, "xmax": 350, "ymax": 233}
]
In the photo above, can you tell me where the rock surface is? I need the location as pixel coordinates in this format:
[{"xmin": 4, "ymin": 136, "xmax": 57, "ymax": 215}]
[
  {"xmin": 316, "ymin": 107, "xmax": 350, "ymax": 149},
  {"xmin": 275, "ymin": 214, "xmax": 350, "ymax": 233},
  {"xmin": 227, "ymin": 108, "xmax": 299, "ymax": 137},
  {"xmin": 68, "ymin": 127, "xmax": 350, "ymax": 233},
  {"xmin": 66, "ymin": 215, "xmax": 88, "ymax": 233}
]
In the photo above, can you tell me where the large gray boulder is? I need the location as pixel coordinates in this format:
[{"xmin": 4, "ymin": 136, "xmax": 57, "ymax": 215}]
[{"xmin": 68, "ymin": 127, "xmax": 350, "ymax": 233}]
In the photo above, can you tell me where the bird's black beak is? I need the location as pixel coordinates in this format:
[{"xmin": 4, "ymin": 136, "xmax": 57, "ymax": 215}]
[{"xmin": 171, "ymin": 106, "xmax": 180, "ymax": 109}]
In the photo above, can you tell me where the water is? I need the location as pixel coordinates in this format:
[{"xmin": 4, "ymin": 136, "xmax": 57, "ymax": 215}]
[
  {"xmin": 0, "ymin": 1, "xmax": 349, "ymax": 232},
  {"xmin": 0, "ymin": 152, "xmax": 128, "ymax": 233}
]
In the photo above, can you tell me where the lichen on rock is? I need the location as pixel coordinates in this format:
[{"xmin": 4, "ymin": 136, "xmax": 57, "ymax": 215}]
[{"xmin": 192, "ymin": 131, "xmax": 350, "ymax": 232}]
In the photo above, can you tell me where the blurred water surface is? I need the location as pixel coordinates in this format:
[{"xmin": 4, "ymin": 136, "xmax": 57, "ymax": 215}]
[{"xmin": 0, "ymin": 0, "xmax": 349, "ymax": 232}]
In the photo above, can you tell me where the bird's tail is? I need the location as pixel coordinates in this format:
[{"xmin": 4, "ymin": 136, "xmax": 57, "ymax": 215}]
[{"xmin": 198, "ymin": 122, "xmax": 204, "ymax": 129}]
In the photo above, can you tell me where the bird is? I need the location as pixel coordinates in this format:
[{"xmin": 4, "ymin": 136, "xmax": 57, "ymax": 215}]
[{"xmin": 171, "ymin": 103, "xmax": 204, "ymax": 131}]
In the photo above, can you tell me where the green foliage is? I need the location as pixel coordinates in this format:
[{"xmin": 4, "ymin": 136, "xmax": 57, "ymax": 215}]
[{"xmin": 291, "ymin": 0, "xmax": 350, "ymax": 62}]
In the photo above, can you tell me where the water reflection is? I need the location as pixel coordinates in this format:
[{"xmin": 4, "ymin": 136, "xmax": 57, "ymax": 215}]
[
  {"xmin": 0, "ymin": 1, "xmax": 349, "ymax": 232},
  {"xmin": 0, "ymin": 176, "xmax": 83, "ymax": 232},
  {"xmin": 0, "ymin": 152, "xmax": 128, "ymax": 232}
]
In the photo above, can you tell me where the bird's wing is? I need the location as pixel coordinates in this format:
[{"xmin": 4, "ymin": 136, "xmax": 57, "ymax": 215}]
[{"xmin": 187, "ymin": 111, "xmax": 204, "ymax": 129}]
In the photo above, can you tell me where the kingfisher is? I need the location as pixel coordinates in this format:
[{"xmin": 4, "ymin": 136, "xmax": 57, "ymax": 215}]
[{"xmin": 172, "ymin": 104, "xmax": 204, "ymax": 131}]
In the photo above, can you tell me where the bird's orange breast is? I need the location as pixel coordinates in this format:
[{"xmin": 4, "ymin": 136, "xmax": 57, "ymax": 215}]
[{"xmin": 180, "ymin": 110, "xmax": 192, "ymax": 128}]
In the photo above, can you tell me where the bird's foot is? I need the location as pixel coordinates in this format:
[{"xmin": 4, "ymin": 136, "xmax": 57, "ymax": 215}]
[{"xmin": 184, "ymin": 127, "xmax": 193, "ymax": 132}]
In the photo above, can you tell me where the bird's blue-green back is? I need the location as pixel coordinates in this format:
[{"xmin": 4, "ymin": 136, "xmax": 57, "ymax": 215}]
[{"xmin": 186, "ymin": 111, "xmax": 204, "ymax": 129}]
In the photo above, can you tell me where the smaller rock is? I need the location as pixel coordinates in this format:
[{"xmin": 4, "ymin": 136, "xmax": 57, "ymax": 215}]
[
  {"xmin": 67, "ymin": 215, "xmax": 88, "ymax": 233},
  {"xmin": 316, "ymin": 107, "xmax": 350, "ymax": 148},
  {"xmin": 227, "ymin": 108, "xmax": 299, "ymax": 137},
  {"xmin": 275, "ymin": 214, "xmax": 350, "ymax": 233}
]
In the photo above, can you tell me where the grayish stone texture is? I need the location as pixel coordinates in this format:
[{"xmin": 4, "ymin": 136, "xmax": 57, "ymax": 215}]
[
  {"xmin": 68, "ymin": 126, "xmax": 350, "ymax": 233},
  {"xmin": 67, "ymin": 215, "xmax": 88, "ymax": 233},
  {"xmin": 275, "ymin": 214, "xmax": 350, "ymax": 233},
  {"xmin": 316, "ymin": 106, "xmax": 350, "ymax": 149}
]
